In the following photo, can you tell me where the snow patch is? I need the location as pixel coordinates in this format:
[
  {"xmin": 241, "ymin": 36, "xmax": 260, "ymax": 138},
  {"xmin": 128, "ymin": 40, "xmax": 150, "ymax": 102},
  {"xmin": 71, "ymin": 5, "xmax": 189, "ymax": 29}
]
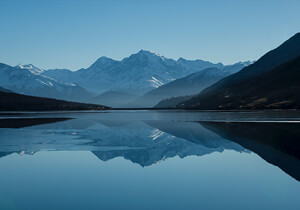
[{"xmin": 148, "ymin": 76, "xmax": 164, "ymax": 88}]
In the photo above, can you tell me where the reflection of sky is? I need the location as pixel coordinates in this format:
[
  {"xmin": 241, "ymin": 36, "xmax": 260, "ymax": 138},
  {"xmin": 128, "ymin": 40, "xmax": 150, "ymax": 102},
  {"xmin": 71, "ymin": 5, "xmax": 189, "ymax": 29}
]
[{"xmin": 0, "ymin": 151, "xmax": 299, "ymax": 210}]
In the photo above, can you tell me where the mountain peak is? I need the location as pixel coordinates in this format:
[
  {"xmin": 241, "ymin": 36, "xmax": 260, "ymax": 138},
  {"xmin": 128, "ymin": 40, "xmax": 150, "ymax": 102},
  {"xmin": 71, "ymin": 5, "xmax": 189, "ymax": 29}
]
[
  {"xmin": 96, "ymin": 56, "xmax": 115, "ymax": 63},
  {"xmin": 133, "ymin": 49, "xmax": 162, "ymax": 57},
  {"xmin": 89, "ymin": 56, "xmax": 117, "ymax": 69},
  {"xmin": 133, "ymin": 49, "xmax": 163, "ymax": 58},
  {"xmin": 122, "ymin": 50, "xmax": 164, "ymax": 65},
  {"xmin": 137, "ymin": 49, "xmax": 157, "ymax": 55}
]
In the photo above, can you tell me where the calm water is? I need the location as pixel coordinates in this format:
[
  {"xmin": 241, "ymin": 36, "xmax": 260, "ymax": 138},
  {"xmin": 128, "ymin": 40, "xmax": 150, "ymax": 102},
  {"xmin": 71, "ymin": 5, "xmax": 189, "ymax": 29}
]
[{"xmin": 0, "ymin": 110, "xmax": 299, "ymax": 210}]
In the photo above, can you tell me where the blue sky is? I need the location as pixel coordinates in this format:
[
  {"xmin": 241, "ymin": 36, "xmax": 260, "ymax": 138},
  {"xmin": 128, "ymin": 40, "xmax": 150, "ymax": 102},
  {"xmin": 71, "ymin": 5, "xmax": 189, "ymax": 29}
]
[{"xmin": 0, "ymin": 0, "xmax": 299, "ymax": 69}]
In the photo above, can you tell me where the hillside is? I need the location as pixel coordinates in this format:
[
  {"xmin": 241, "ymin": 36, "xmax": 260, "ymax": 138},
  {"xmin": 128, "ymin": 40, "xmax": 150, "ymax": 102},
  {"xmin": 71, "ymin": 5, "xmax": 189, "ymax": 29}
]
[
  {"xmin": 90, "ymin": 91, "xmax": 138, "ymax": 107},
  {"xmin": 0, "ymin": 90, "xmax": 108, "ymax": 111},
  {"xmin": 178, "ymin": 33, "xmax": 300, "ymax": 109},
  {"xmin": 129, "ymin": 62, "xmax": 248, "ymax": 108}
]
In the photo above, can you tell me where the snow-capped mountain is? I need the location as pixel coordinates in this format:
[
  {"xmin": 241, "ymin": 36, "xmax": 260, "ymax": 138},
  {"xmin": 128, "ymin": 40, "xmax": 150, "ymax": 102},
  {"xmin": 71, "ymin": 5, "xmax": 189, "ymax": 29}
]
[
  {"xmin": 2, "ymin": 50, "xmax": 251, "ymax": 106},
  {"xmin": 16, "ymin": 64, "xmax": 45, "ymax": 75},
  {"xmin": 0, "ymin": 63, "xmax": 93, "ymax": 102},
  {"xmin": 42, "ymin": 50, "xmax": 228, "ymax": 95},
  {"xmin": 128, "ymin": 62, "xmax": 250, "ymax": 107}
]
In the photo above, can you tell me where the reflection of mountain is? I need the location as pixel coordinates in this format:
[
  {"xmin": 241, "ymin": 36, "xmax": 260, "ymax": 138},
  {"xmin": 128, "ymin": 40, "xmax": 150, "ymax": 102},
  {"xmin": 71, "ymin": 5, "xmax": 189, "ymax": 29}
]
[
  {"xmin": 81, "ymin": 120, "xmax": 245, "ymax": 166},
  {"xmin": 1, "ymin": 115, "xmax": 300, "ymax": 181},
  {"xmin": 92, "ymin": 121, "xmax": 245, "ymax": 166},
  {"xmin": 0, "ymin": 118, "xmax": 71, "ymax": 128},
  {"xmin": 146, "ymin": 121, "xmax": 244, "ymax": 151},
  {"xmin": 0, "ymin": 152, "xmax": 13, "ymax": 158},
  {"xmin": 201, "ymin": 122, "xmax": 300, "ymax": 181},
  {"xmin": 0, "ymin": 117, "xmax": 245, "ymax": 166}
]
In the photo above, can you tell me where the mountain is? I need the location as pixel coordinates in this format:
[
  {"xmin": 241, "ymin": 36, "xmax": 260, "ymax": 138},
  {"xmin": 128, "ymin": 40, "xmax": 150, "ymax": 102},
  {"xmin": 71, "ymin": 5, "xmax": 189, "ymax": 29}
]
[
  {"xmin": 155, "ymin": 95, "xmax": 193, "ymax": 108},
  {"xmin": 130, "ymin": 62, "xmax": 249, "ymax": 107},
  {"xmin": 178, "ymin": 33, "xmax": 300, "ymax": 109},
  {"xmin": 0, "ymin": 89, "xmax": 108, "ymax": 111},
  {"xmin": 0, "ymin": 63, "xmax": 94, "ymax": 102},
  {"xmin": 42, "ymin": 50, "xmax": 227, "ymax": 96},
  {"xmin": 16, "ymin": 64, "xmax": 45, "ymax": 75},
  {"xmin": 90, "ymin": 91, "xmax": 138, "ymax": 107},
  {"xmin": 42, "ymin": 68, "xmax": 75, "ymax": 82},
  {"xmin": 0, "ymin": 86, "xmax": 12, "ymax": 93}
]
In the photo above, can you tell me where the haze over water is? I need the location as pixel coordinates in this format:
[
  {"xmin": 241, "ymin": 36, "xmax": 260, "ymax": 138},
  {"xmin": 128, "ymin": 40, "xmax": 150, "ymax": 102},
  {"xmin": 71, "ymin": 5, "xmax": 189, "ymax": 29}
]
[{"xmin": 0, "ymin": 110, "xmax": 299, "ymax": 210}]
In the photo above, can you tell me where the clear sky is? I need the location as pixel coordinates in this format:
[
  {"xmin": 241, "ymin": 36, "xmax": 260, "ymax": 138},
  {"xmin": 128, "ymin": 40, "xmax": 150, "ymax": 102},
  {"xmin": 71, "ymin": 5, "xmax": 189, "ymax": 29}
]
[{"xmin": 0, "ymin": 0, "xmax": 300, "ymax": 70}]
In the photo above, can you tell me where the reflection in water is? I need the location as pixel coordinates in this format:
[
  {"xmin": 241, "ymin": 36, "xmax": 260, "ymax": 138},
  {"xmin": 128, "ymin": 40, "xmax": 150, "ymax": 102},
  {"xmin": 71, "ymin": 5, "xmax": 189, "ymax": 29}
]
[
  {"xmin": 201, "ymin": 122, "xmax": 300, "ymax": 181},
  {"xmin": 0, "ymin": 111, "xmax": 300, "ymax": 210},
  {"xmin": 0, "ymin": 112, "xmax": 299, "ymax": 181},
  {"xmin": 0, "ymin": 118, "xmax": 245, "ymax": 166},
  {"xmin": 0, "ymin": 118, "xmax": 71, "ymax": 128}
]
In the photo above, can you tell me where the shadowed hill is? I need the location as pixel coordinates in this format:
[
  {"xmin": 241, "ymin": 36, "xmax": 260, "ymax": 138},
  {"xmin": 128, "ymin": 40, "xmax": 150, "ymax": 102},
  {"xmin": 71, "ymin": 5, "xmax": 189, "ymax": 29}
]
[
  {"xmin": 0, "ymin": 90, "xmax": 109, "ymax": 111},
  {"xmin": 178, "ymin": 33, "xmax": 300, "ymax": 110}
]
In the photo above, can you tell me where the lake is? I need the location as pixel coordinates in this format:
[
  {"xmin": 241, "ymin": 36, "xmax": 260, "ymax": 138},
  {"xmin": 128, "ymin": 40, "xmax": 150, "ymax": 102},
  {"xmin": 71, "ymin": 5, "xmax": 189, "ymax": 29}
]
[{"xmin": 0, "ymin": 110, "xmax": 299, "ymax": 210}]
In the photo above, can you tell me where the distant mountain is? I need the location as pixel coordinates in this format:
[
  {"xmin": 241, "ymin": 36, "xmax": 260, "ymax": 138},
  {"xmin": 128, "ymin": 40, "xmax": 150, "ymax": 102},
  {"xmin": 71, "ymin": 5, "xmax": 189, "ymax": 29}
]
[
  {"xmin": 42, "ymin": 50, "xmax": 228, "ymax": 95},
  {"xmin": 155, "ymin": 95, "xmax": 192, "ymax": 108},
  {"xmin": 90, "ymin": 91, "xmax": 138, "ymax": 107},
  {"xmin": 43, "ymin": 68, "xmax": 75, "ymax": 82},
  {"xmin": 130, "ymin": 62, "xmax": 249, "ymax": 107},
  {"xmin": 16, "ymin": 64, "xmax": 45, "ymax": 75},
  {"xmin": 0, "ymin": 89, "xmax": 108, "ymax": 111},
  {"xmin": 0, "ymin": 63, "xmax": 94, "ymax": 102},
  {"xmin": 178, "ymin": 33, "xmax": 300, "ymax": 109}
]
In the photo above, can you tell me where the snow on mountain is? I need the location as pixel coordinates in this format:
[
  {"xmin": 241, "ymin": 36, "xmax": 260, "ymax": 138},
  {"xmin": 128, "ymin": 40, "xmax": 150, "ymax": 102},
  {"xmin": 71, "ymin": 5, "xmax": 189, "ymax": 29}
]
[
  {"xmin": 42, "ymin": 50, "xmax": 225, "ymax": 95},
  {"xmin": 129, "ymin": 61, "xmax": 250, "ymax": 107},
  {"xmin": 0, "ymin": 63, "xmax": 93, "ymax": 102},
  {"xmin": 5, "ymin": 50, "xmax": 251, "ymax": 106},
  {"xmin": 16, "ymin": 64, "xmax": 45, "ymax": 75}
]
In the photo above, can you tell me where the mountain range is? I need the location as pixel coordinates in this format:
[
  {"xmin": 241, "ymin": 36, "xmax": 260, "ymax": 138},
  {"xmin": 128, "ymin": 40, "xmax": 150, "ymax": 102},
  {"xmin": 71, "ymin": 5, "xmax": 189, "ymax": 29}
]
[
  {"xmin": 0, "ymin": 50, "xmax": 250, "ymax": 108},
  {"xmin": 1, "ymin": 32, "xmax": 300, "ymax": 110},
  {"xmin": 0, "ymin": 63, "xmax": 93, "ymax": 102},
  {"xmin": 178, "ymin": 33, "xmax": 300, "ymax": 109},
  {"xmin": 43, "ymin": 50, "xmax": 227, "ymax": 96},
  {"xmin": 41, "ymin": 50, "xmax": 250, "ymax": 107},
  {"xmin": 131, "ymin": 62, "xmax": 249, "ymax": 107}
]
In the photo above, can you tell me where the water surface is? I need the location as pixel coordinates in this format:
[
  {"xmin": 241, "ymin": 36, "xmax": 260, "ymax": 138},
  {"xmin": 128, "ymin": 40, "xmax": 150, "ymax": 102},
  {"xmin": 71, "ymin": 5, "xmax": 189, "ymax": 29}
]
[{"xmin": 0, "ymin": 110, "xmax": 299, "ymax": 210}]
